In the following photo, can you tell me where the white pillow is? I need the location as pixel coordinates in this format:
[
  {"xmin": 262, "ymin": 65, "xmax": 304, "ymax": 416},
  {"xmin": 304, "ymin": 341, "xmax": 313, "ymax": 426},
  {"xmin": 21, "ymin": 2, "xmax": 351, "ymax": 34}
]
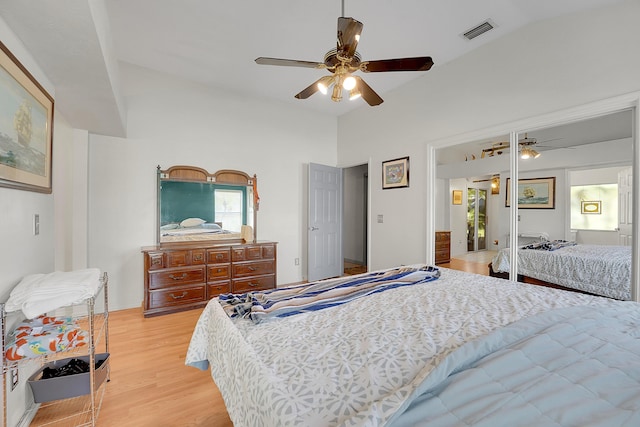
[
  {"xmin": 180, "ymin": 217, "xmax": 206, "ymax": 228},
  {"xmin": 202, "ymin": 223, "xmax": 222, "ymax": 230}
]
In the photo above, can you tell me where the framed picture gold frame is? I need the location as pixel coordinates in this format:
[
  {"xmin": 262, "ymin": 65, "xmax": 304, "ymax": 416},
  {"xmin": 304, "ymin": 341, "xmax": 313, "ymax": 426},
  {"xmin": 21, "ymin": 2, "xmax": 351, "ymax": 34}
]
[
  {"xmin": 581, "ymin": 200, "xmax": 602, "ymax": 214},
  {"xmin": 452, "ymin": 190, "xmax": 463, "ymax": 205},
  {"xmin": 505, "ymin": 177, "xmax": 556, "ymax": 209},
  {"xmin": 382, "ymin": 156, "xmax": 409, "ymax": 189},
  {"xmin": 0, "ymin": 41, "xmax": 54, "ymax": 193}
]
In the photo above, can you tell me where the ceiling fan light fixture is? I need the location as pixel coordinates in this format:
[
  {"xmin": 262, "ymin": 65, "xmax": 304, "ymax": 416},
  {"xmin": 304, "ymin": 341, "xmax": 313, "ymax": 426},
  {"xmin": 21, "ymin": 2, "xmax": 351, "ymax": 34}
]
[
  {"xmin": 343, "ymin": 75, "xmax": 356, "ymax": 90},
  {"xmin": 349, "ymin": 87, "xmax": 361, "ymax": 101},
  {"xmin": 331, "ymin": 83, "xmax": 343, "ymax": 102},
  {"xmin": 520, "ymin": 146, "xmax": 541, "ymax": 159},
  {"xmin": 317, "ymin": 76, "xmax": 334, "ymax": 95}
]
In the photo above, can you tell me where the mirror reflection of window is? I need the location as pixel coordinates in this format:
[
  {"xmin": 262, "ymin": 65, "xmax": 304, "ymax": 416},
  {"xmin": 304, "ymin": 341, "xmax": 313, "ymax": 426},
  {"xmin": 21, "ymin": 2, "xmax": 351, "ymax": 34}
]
[
  {"xmin": 214, "ymin": 188, "xmax": 245, "ymax": 232},
  {"xmin": 570, "ymin": 183, "xmax": 618, "ymax": 231}
]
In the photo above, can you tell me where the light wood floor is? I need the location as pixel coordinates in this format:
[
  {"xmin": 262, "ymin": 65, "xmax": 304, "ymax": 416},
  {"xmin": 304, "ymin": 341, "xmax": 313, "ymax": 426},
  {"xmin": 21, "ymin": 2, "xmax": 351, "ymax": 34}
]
[
  {"xmin": 97, "ymin": 308, "xmax": 233, "ymax": 426},
  {"xmin": 440, "ymin": 251, "xmax": 496, "ymax": 276}
]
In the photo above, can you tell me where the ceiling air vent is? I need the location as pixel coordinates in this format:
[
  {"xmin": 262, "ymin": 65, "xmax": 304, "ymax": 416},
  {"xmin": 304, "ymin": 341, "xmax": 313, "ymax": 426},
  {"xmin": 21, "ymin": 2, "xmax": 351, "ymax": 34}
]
[{"xmin": 462, "ymin": 20, "xmax": 495, "ymax": 40}]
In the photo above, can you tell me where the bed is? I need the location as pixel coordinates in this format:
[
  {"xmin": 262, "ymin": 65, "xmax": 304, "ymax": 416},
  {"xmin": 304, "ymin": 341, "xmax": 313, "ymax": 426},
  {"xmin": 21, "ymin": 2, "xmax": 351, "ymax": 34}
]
[
  {"xmin": 185, "ymin": 266, "xmax": 640, "ymax": 426},
  {"xmin": 490, "ymin": 242, "xmax": 632, "ymax": 300}
]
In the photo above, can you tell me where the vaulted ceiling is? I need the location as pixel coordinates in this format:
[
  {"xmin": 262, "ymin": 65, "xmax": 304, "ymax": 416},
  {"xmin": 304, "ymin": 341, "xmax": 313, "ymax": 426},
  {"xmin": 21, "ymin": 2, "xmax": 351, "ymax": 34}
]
[{"xmin": 0, "ymin": 0, "xmax": 625, "ymax": 137}]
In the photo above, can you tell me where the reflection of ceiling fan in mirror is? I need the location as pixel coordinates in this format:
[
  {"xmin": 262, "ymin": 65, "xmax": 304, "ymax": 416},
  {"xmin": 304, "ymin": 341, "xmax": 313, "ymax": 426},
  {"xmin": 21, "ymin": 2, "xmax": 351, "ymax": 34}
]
[
  {"xmin": 481, "ymin": 134, "xmax": 563, "ymax": 159},
  {"xmin": 254, "ymin": 0, "xmax": 434, "ymax": 106}
]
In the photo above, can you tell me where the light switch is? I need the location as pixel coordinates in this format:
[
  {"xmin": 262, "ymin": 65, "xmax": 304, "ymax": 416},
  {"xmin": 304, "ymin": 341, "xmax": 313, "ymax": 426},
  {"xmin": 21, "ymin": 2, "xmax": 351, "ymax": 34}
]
[{"xmin": 34, "ymin": 214, "xmax": 39, "ymax": 235}]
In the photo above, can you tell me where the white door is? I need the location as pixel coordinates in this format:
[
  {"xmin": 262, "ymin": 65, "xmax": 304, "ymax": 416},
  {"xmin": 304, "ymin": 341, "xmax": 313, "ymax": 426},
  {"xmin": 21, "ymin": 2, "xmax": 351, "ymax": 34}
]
[
  {"xmin": 308, "ymin": 163, "xmax": 343, "ymax": 282},
  {"xmin": 618, "ymin": 167, "xmax": 633, "ymax": 245}
]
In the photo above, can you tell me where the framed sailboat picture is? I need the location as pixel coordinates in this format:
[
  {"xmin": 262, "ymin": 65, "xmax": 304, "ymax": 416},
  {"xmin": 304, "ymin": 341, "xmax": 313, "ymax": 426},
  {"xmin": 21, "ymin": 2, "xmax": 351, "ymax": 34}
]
[
  {"xmin": 505, "ymin": 177, "xmax": 556, "ymax": 209},
  {"xmin": 0, "ymin": 41, "xmax": 54, "ymax": 193}
]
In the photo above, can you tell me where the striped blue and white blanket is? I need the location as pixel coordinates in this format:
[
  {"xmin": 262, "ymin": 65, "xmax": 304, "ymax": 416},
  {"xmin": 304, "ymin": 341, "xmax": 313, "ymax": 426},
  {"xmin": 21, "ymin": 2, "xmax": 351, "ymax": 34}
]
[
  {"xmin": 521, "ymin": 239, "xmax": 577, "ymax": 251},
  {"xmin": 218, "ymin": 265, "xmax": 440, "ymax": 323}
]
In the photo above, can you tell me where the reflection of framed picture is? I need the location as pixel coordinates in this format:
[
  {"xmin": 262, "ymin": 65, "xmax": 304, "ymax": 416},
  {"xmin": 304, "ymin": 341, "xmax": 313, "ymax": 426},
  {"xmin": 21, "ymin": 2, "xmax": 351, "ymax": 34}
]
[
  {"xmin": 382, "ymin": 156, "xmax": 409, "ymax": 189},
  {"xmin": 452, "ymin": 190, "xmax": 462, "ymax": 205},
  {"xmin": 505, "ymin": 177, "xmax": 556, "ymax": 209},
  {"xmin": 581, "ymin": 200, "xmax": 602, "ymax": 214},
  {"xmin": 0, "ymin": 41, "xmax": 54, "ymax": 193}
]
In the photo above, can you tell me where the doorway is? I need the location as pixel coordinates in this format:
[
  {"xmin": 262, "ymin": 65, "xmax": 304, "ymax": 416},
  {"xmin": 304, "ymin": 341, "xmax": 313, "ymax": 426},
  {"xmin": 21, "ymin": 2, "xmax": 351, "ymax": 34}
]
[
  {"xmin": 467, "ymin": 187, "xmax": 487, "ymax": 252},
  {"xmin": 343, "ymin": 164, "xmax": 368, "ymax": 275}
]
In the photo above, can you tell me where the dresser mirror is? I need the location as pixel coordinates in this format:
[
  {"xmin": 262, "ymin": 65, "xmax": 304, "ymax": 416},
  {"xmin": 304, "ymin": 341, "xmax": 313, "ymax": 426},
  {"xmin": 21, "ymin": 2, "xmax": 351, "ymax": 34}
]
[{"xmin": 157, "ymin": 165, "xmax": 257, "ymax": 244}]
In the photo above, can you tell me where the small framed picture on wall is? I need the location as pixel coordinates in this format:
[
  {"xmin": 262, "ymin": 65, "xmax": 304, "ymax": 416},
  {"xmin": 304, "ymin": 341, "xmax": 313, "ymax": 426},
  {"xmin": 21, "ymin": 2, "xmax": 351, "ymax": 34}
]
[
  {"xmin": 382, "ymin": 156, "xmax": 409, "ymax": 189},
  {"xmin": 452, "ymin": 190, "xmax": 463, "ymax": 205}
]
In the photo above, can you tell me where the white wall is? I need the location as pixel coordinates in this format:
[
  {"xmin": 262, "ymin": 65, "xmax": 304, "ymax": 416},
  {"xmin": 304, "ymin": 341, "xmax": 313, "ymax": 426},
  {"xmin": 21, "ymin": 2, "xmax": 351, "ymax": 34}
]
[
  {"xmin": 87, "ymin": 63, "xmax": 337, "ymax": 311},
  {"xmin": 0, "ymin": 15, "xmax": 83, "ymax": 427},
  {"xmin": 338, "ymin": 0, "xmax": 640, "ymax": 270},
  {"xmin": 0, "ymin": 18, "xmax": 56, "ymax": 300}
]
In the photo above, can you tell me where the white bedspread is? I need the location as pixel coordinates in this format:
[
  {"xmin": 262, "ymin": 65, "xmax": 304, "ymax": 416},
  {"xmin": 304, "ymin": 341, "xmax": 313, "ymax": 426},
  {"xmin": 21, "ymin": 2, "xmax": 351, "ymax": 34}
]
[
  {"xmin": 491, "ymin": 244, "xmax": 631, "ymax": 300},
  {"xmin": 185, "ymin": 268, "xmax": 617, "ymax": 427}
]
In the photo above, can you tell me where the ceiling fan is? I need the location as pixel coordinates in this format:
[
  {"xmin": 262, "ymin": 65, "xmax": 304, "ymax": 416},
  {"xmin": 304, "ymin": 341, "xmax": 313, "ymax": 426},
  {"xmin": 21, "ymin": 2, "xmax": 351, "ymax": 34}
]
[
  {"xmin": 254, "ymin": 2, "xmax": 434, "ymax": 106},
  {"xmin": 481, "ymin": 134, "xmax": 563, "ymax": 159}
]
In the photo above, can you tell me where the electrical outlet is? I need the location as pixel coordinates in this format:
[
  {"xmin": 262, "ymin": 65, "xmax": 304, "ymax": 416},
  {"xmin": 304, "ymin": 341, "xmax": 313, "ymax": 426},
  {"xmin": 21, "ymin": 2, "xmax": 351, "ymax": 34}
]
[
  {"xmin": 377, "ymin": 214, "xmax": 384, "ymax": 223},
  {"xmin": 294, "ymin": 258, "xmax": 300, "ymax": 265}
]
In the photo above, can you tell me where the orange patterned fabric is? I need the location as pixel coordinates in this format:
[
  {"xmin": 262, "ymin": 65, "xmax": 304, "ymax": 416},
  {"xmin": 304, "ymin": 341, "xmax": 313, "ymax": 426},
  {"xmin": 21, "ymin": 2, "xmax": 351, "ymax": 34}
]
[{"xmin": 5, "ymin": 315, "xmax": 88, "ymax": 361}]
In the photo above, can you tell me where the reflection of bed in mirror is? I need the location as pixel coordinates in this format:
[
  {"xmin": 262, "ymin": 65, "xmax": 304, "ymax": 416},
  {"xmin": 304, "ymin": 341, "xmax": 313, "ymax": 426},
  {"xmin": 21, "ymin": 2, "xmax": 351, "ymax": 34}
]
[
  {"xmin": 489, "ymin": 241, "xmax": 631, "ymax": 300},
  {"xmin": 157, "ymin": 165, "xmax": 257, "ymax": 244}
]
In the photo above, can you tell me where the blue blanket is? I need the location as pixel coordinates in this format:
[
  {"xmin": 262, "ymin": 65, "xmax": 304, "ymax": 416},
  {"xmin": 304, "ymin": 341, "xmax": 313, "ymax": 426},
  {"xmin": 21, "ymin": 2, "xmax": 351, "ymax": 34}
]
[
  {"xmin": 219, "ymin": 265, "xmax": 440, "ymax": 324},
  {"xmin": 389, "ymin": 303, "xmax": 640, "ymax": 426}
]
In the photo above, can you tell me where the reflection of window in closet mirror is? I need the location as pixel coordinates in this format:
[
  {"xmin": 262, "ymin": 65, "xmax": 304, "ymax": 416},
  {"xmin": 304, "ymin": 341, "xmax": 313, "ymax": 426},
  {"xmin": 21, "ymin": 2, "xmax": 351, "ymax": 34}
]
[
  {"xmin": 517, "ymin": 109, "xmax": 633, "ymax": 248},
  {"xmin": 157, "ymin": 166, "xmax": 258, "ymax": 245}
]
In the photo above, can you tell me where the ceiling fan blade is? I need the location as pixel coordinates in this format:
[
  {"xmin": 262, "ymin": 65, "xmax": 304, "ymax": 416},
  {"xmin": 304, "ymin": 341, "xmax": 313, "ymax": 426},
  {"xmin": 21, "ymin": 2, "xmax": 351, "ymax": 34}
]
[
  {"xmin": 362, "ymin": 56, "xmax": 434, "ymax": 72},
  {"xmin": 294, "ymin": 78, "xmax": 323, "ymax": 100},
  {"xmin": 355, "ymin": 77, "xmax": 383, "ymax": 106},
  {"xmin": 337, "ymin": 17, "xmax": 363, "ymax": 58},
  {"xmin": 255, "ymin": 57, "xmax": 324, "ymax": 69}
]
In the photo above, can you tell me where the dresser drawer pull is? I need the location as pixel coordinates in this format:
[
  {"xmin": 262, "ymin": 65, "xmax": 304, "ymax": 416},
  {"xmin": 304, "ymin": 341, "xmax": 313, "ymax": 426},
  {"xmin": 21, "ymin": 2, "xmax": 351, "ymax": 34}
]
[
  {"xmin": 248, "ymin": 266, "xmax": 257, "ymax": 271},
  {"xmin": 248, "ymin": 282, "xmax": 258, "ymax": 287},
  {"xmin": 217, "ymin": 268, "xmax": 224, "ymax": 272},
  {"xmin": 169, "ymin": 273, "xmax": 188, "ymax": 281},
  {"xmin": 216, "ymin": 254, "xmax": 224, "ymax": 260},
  {"xmin": 151, "ymin": 258, "xmax": 162, "ymax": 266},
  {"xmin": 170, "ymin": 291, "xmax": 188, "ymax": 299},
  {"xmin": 193, "ymin": 254, "xmax": 203, "ymax": 261}
]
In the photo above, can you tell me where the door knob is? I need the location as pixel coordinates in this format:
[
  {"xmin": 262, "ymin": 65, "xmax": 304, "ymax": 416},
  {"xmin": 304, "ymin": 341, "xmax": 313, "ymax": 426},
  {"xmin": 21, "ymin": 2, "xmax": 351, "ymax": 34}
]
[{"xmin": 310, "ymin": 226, "xmax": 319, "ymax": 231}]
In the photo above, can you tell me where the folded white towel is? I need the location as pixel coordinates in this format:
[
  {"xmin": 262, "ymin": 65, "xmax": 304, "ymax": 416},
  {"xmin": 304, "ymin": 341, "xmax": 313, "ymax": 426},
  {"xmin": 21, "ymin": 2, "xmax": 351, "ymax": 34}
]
[{"xmin": 5, "ymin": 268, "xmax": 101, "ymax": 319}]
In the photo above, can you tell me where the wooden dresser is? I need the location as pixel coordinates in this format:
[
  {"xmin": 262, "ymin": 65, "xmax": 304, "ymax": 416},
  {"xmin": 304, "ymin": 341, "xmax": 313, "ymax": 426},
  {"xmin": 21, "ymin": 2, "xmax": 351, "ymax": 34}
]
[
  {"xmin": 435, "ymin": 231, "xmax": 451, "ymax": 264},
  {"xmin": 142, "ymin": 241, "xmax": 277, "ymax": 317}
]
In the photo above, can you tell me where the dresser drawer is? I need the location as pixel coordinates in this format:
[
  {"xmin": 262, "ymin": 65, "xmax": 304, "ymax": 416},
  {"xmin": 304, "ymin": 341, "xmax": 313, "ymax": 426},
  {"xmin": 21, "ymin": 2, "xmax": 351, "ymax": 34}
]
[
  {"xmin": 148, "ymin": 286, "xmax": 205, "ymax": 309},
  {"xmin": 435, "ymin": 231, "xmax": 451, "ymax": 242},
  {"xmin": 207, "ymin": 248, "xmax": 230, "ymax": 264},
  {"xmin": 232, "ymin": 274, "xmax": 275, "ymax": 293},
  {"xmin": 208, "ymin": 281, "xmax": 231, "ymax": 298},
  {"xmin": 261, "ymin": 244, "xmax": 275, "ymax": 259},
  {"xmin": 148, "ymin": 267, "xmax": 206, "ymax": 290},
  {"xmin": 147, "ymin": 252, "xmax": 165, "ymax": 271},
  {"xmin": 233, "ymin": 260, "xmax": 275, "ymax": 278},
  {"xmin": 165, "ymin": 250, "xmax": 190, "ymax": 267},
  {"xmin": 232, "ymin": 244, "xmax": 275, "ymax": 261},
  {"xmin": 435, "ymin": 240, "xmax": 450, "ymax": 250},
  {"xmin": 207, "ymin": 264, "xmax": 230, "ymax": 281}
]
